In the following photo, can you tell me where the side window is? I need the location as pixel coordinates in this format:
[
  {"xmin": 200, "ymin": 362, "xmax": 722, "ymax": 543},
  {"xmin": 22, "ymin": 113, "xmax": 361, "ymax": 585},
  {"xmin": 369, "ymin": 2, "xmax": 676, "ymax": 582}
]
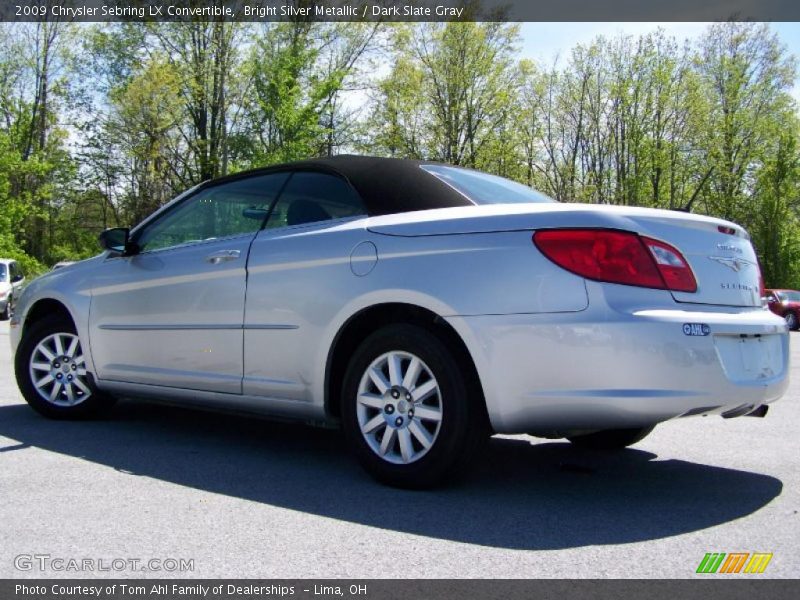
[
  {"xmin": 136, "ymin": 173, "xmax": 289, "ymax": 253},
  {"xmin": 266, "ymin": 171, "xmax": 366, "ymax": 229}
]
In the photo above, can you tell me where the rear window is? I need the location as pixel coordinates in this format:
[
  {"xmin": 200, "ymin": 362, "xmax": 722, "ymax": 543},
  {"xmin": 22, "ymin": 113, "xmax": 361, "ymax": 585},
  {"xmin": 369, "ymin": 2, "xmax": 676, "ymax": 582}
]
[
  {"xmin": 266, "ymin": 171, "xmax": 366, "ymax": 229},
  {"xmin": 421, "ymin": 165, "xmax": 555, "ymax": 205}
]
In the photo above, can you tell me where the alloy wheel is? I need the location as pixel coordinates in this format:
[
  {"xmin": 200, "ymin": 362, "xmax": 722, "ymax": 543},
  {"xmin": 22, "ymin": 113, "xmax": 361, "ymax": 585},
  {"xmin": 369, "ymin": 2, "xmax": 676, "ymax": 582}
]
[
  {"xmin": 356, "ymin": 350, "xmax": 443, "ymax": 465},
  {"xmin": 29, "ymin": 332, "xmax": 92, "ymax": 406}
]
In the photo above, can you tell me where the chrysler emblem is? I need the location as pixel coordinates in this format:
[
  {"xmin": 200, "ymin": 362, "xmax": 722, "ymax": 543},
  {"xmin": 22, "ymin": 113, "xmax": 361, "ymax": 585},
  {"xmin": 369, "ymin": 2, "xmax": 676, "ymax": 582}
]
[{"xmin": 709, "ymin": 256, "xmax": 751, "ymax": 272}]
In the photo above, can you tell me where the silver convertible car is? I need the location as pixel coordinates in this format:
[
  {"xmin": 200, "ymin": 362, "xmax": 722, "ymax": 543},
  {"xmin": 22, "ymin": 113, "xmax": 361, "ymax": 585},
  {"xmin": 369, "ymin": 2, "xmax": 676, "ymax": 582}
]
[{"xmin": 10, "ymin": 156, "xmax": 789, "ymax": 487}]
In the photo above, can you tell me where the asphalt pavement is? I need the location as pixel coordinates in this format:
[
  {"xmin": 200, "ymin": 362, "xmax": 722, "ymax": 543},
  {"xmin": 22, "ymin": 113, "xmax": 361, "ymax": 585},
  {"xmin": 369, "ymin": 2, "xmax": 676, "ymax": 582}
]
[{"xmin": 0, "ymin": 320, "xmax": 797, "ymax": 578}]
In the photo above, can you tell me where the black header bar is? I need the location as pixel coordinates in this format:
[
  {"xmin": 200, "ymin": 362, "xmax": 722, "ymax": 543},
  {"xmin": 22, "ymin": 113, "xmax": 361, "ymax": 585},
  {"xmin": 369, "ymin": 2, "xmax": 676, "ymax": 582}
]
[
  {"xmin": 2, "ymin": 0, "xmax": 800, "ymax": 23},
  {"xmin": 3, "ymin": 579, "xmax": 800, "ymax": 600}
]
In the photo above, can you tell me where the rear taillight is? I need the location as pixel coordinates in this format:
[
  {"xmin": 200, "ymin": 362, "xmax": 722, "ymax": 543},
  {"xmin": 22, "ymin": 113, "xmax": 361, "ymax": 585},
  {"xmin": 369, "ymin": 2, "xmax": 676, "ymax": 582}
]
[
  {"xmin": 533, "ymin": 229, "xmax": 697, "ymax": 293},
  {"xmin": 641, "ymin": 237, "xmax": 697, "ymax": 293}
]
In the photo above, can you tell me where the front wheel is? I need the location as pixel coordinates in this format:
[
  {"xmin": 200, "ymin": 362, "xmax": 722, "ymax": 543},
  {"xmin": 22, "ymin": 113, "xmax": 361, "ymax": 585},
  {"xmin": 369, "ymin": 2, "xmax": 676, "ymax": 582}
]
[
  {"xmin": 785, "ymin": 312, "xmax": 798, "ymax": 331},
  {"xmin": 341, "ymin": 324, "xmax": 485, "ymax": 488},
  {"xmin": 567, "ymin": 426, "xmax": 655, "ymax": 450},
  {"xmin": 15, "ymin": 315, "xmax": 116, "ymax": 419}
]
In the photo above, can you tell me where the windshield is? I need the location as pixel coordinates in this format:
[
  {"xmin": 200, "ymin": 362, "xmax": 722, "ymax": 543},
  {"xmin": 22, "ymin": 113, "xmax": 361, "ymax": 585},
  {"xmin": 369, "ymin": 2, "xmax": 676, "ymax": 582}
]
[
  {"xmin": 0, "ymin": 264, "xmax": 7, "ymax": 282},
  {"xmin": 777, "ymin": 290, "xmax": 800, "ymax": 302},
  {"xmin": 421, "ymin": 165, "xmax": 555, "ymax": 205}
]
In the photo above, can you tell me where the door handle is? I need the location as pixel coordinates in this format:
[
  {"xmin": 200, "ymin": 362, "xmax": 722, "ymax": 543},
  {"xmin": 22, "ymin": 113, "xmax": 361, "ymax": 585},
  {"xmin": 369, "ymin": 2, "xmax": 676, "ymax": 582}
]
[{"xmin": 205, "ymin": 249, "xmax": 241, "ymax": 264}]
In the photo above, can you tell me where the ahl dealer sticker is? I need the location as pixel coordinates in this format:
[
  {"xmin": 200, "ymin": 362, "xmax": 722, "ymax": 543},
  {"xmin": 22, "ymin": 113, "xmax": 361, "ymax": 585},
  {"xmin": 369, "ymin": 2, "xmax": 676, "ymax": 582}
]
[{"xmin": 683, "ymin": 323, "xmax": 711, "ymax": 336}]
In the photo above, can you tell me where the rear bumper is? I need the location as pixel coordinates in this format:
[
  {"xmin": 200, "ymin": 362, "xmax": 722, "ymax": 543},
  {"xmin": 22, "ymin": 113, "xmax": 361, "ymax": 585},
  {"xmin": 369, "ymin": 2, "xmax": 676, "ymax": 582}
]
[{"xmin": 448, "ymin": 306, "xmax": 789, "ymax": 435}]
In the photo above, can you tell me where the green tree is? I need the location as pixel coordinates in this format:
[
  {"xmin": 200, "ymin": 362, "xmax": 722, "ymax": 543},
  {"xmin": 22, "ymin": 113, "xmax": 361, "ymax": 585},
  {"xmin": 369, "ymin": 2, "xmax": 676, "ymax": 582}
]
[
  {"xmin": 367, "ymin": 21, "xmax": 520, "ymax": 168},
  {"xmin": 107, "ymin": 59, "xmax": 183, "ymax": 224},
  {"xmin": 696, "ymin": 22, "xmax": 797, "ymax": 221},
  {"xmin": 0, "ymin": 22, "xmax": 78, "ymax": 268},
  {"xmin": 243, "ymin": 21, "xmax": 379, "ymax": 165},
  {"xmin": 749, "ymin": 119, "xmax": 800, "ymax": 288}
]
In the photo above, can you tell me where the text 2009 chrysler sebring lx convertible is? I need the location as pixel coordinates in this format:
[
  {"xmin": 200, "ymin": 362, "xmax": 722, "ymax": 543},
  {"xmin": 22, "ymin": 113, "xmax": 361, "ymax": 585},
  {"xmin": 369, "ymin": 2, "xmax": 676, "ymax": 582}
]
[{"xmin": 10, "ymin": 156, "xmax": 789, "ymax": 487}]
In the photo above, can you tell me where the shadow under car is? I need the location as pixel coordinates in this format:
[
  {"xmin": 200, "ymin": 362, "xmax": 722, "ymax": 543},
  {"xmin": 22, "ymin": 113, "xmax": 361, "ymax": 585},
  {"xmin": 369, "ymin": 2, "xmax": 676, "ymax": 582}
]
[{"xmin": 0, "ymin": 401, "xmax": 782, "ymax": 550}]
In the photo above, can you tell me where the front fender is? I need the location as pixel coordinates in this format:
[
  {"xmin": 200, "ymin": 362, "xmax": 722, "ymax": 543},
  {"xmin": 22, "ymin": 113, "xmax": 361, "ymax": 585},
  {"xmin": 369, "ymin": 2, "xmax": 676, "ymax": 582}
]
[{"xmin": 10, "ymin": 264, "xmax": 99, "ymax": 375}]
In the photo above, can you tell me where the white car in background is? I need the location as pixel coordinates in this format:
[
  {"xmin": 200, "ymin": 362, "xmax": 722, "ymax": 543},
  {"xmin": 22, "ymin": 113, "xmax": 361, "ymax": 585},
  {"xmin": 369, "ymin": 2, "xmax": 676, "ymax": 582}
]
[
  {"xmin": 0, "ymin": 258, "xmax": 25, "ymax": 320},
  {"xmin": 9, "ymin": 156, "xmax": 789, "ymax": 487}
]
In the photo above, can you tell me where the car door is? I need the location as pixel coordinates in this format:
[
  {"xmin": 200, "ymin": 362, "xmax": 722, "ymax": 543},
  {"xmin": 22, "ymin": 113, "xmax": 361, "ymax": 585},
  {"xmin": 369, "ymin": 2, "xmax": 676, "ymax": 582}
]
[
  {"xmin": 89, "ymin": 172, "xmax": 289, "ymax": 394},
  {"xmin": 242, "ymin": 170, "xmax": 369, "ymax": 400},
  {"xmin": 765, "ymin": 292, "xmax": 780, "ymax": 316}
]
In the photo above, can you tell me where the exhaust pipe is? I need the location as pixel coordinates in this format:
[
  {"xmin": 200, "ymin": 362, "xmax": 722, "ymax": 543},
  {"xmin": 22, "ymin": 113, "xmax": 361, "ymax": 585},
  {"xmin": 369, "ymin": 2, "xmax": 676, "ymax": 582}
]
[
  {"xmin": 723, "ymin": 404, "xmax": 769, "ymax": 419},
  {"xmin": 745, "ymin": 405, "xmax": 769, "ymax": 418}
]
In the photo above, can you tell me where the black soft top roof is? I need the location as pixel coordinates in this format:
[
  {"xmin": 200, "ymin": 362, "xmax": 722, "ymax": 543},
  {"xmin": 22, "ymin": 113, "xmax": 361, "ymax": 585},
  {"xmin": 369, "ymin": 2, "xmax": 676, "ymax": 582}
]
[{"xmin": 216, "ymin": 155, "xmax": 475, "ymax": 216}]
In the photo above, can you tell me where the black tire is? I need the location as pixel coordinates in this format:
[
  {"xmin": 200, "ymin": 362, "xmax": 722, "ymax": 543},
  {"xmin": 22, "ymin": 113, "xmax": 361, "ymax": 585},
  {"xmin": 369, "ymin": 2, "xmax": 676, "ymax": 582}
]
[
  {"xmin": 785, "ymin": 312, "xmax": 798, "ymax": 331},
  {"xmin": 15, "ymin": 315, "xmax": 116, "ymax": 419},
  {"xmin": 341, "ymin": 324, "xmax": 486, "ymax": 489},
  {"xmin": 567, "ymin": 425, "xmax": 655, "ymax": 450},
  {"xmin": 0, "ymin": 302, "xmax": 9, "ymax": 321}
]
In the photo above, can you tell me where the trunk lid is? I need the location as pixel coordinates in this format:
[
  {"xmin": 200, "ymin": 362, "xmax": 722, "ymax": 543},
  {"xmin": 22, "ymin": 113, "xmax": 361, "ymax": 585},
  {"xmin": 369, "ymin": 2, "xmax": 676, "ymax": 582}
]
[
  {"xmin": 626, "ymin": 213, "xmax": 760, "ymax": 307},
  {"xmin": 367, "ymin": 203, "xmax": 761, "ymax": 307}
]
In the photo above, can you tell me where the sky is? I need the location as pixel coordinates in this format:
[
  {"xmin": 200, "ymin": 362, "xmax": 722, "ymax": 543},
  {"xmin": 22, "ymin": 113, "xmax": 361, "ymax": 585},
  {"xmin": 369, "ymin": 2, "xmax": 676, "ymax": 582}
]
[{"xmin": 517, "ymin": 22, "xmax": 800, "ymax": 104}]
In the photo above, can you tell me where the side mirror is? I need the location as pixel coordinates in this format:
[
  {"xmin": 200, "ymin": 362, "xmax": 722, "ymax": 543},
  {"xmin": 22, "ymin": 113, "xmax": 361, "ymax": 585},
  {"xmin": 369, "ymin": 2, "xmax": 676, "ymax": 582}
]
[
  {"xmin": 98, "ymin": 228, "xmax": 137, "ymax": 255},
  {"xmin": 11, "ymin": 274, "xmax": 24, "ymax": 283}
]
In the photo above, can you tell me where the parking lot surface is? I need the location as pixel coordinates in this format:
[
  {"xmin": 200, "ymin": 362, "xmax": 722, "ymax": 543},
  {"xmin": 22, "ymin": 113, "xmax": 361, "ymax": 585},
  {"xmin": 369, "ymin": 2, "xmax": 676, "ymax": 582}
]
[{"xmin": 0, "ymin": 320, "xmax": 797, "ymax": 578}]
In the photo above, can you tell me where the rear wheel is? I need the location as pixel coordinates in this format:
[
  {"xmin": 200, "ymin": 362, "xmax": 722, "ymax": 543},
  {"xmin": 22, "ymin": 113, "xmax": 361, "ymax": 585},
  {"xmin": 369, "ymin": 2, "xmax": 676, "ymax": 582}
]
[
  {"xmin": 341, "ymin": 324, "xmax": 485, "ymax": 488},
  {"xmin": 15, "ymin": 315, "xmax": 116, "ymax": 419},
  {"xmin": 567, "ymin": 426, "xmax": 655, "ymax": 450},
  {"xmin": 785, "ymin": 312, "xmax": 798, "ymax": 330}
]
